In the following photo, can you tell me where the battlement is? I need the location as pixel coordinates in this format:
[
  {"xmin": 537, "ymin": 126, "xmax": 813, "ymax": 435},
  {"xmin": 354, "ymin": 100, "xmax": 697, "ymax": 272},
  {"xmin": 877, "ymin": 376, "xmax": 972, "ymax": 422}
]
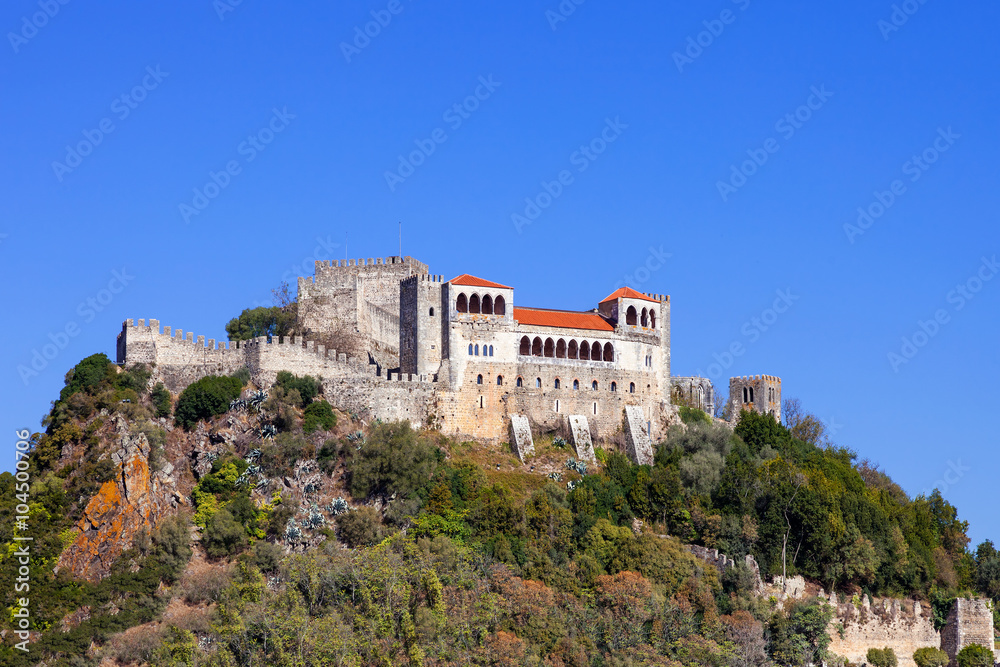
[
  {"xmin": 313, "ymin": 255, "xmax": 428, "ymax": 272},
  {"xmin": 733, "ymin": 375, "xmax": 781, "ymax": 383},
  {"xmin": 402, "ymin": 274, "xmax": 445, "ymax": 284},
  {"xmin": 641, "ymin": 292, "xmax": 669, "ymax": 302},
  {"xmin": 119, "ymin": 319, "xmax": 242, "ymax": 352}
]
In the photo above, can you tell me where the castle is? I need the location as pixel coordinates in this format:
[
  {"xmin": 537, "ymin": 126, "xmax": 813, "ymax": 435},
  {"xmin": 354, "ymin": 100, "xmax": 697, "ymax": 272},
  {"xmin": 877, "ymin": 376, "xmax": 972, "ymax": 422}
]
[{"xmin": 117, "ymin": 255, "xmax": 781, "ymax": 463}]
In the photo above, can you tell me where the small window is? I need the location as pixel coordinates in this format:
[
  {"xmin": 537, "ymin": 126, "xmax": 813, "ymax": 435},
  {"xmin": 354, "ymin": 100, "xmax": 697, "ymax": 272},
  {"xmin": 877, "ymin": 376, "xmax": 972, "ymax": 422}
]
[
  {"xmin": 593, "ymin": 402, "xmax": 597, "ymax": 415},
  {"xmin": 611, "ymin": 382, "xmax": 617, "ymax": 392},
  {"xmin": 573, "ymin": 379, "xmax": 579, "ymax": 390},
  {"xmin": 497, "ymin": 375, "xmax": 503, "ymax": 386},
  {"xmin": 475, "ymin": 344, "xmax": 479, "ymax": 356},
  {"xmin": 743, "ymin": 387, "xmax": 748, "ymax": 403},
  {"xmin": 468, "ymin": 344, "xmax": 473, "ymax": 355},
  {"xmin": 554, "ymin": 378, "xmax": 561, "ymax": 389},
  {"xmin": 555, "ymin": 400, "xmax": 560, "ymax": 413},
  {"xmin": 479, "ymin": 396, "xmax": 484, "ymax": 408},
  {"xmin": 749, "ymin": 387, "xmax": 754, "ymax": 402},
  {"xmin": 629, "ymin": 382, "xmax": 635, "ymax": 393},
  {"xmin": 516, "ymin": 376, "xmax": 523, "ymax": 388},
  {"xmin": 489, "ymin": 345, "xmax": 494, "ymax": 357},
  {"xmin": 536, "ymin": 377, "xmax": 542, "ymax": 388},
  {"xmin": 592, "ymin": 380, "xmax": 598, "ymax": 391},
  {"xmin": 477, "ymin": 374, "xmax": 483, "ymax": 385},
  {"xmin": 429, "ymin": 307, "xmax": 435, "ymax": 316}
]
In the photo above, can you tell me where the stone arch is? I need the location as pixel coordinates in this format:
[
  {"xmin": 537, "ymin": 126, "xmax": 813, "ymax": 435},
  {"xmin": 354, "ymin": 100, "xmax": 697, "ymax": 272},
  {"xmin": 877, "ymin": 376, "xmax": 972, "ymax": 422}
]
[
  {"xmin": 482, "ymin": 294, "xmax": 493, "ymax": 315},
  {"xmin": 477, "ymin": 374, "xmax": 483, "ymax": 384},
  {"xmin": 626, "ymin": 305, "xmax": 637, "ymax": 325},
  {"xmin": 497, "ymin": 375, "xmax": 503, "ymax": 386},
  {"xmin": 568, "ymin": 340, "xmax": 578, "ymax": 359},
  {"xmin": 629, "ymin": 382, "xmax": 635, "ymax": 393},
  {"xmin": 591, "ymin": 341, "xmax": 602, "ymax": 361},
  {"xmin": 457, "ymin": 293, "xmax": 468, "ymax": 313},
  {"xmin": 611, "ymin": 381, "xmax": 617, "ymax": 392},
  {"xmin": 532, "ymin": 337, "xmax": 543, "ymax": 356},
  {"xmin": 573, "ymin": 379, "xmax": 579, "ymax": 390},
  {"xmin": 544, "ymin": 338, "xmax": 555, "ymax": 357},
  {"xmin": 592, "ymin": 380, "xmax": 598, "ymax": 391},
  {"xmin": 641, "ymin": 308, "xmax": 648, "ymax": 327},
  {"xmin": 519, "ymin": 336, "xmax": 530, "ymax": 355},
  {"xmin": 603, "ymin": 342, "xmax": 614, "ymax": 362},
  {"xmin": 516, "ymin": 376, "xmax": 523, "ymax": 387},
  {"xmin": 650, "ymin": 310, "xmax": 656, "ymax": 329},
  {"xmin": 494, "ymin": 294, "xmax": 506, "ymax": 315},
  {"xmin": 469, "ymin": 294, "xmax": 481, "ymax": 314},
  {"xmin": 556, "ymin": 338, "xmax": 567, "ymax": 358},
  {"xmin": 579, "ymin": 341, "xmax": 590, "ymax": 360},
  {"xmin": 535, "ymin": 377, "xmax": 542, "ymax": 388},
  {"xmin": 554, "ymin": 378, "xmax": 561, "ymax": 389}
]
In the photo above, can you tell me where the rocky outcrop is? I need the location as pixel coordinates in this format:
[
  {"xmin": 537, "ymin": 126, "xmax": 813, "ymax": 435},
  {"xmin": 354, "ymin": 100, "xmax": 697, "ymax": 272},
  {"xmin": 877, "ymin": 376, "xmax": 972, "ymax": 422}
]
[{"xmin": 57, "ymin": 418, "xmax": 178, "ymax": 581}]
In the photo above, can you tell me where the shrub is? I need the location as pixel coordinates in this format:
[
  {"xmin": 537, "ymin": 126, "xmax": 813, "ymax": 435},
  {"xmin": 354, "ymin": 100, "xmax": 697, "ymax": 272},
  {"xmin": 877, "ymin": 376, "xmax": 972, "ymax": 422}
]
[
  {"xmin": 203, "ymin": 508, "xmax": 249, "ymax": 558},
  {"xmin": 151, "ymin": 514, "xmax": 193, "ymax": 581},
  {"xmin": 117, "ymin": 363, "xmax": 152, "ymax": 394},
  {"xmin": 250, "ymin": 540, "xmax": 284, "ymax": 572},
  {"xmin": 60, "ymin": 353, "xmax": 114, "ymax": 402},
  {"xmin": 913, "ymin": 647, "xmax": 950, "ymax": 667},
  {"xmin": 151, "ymin": 382, "xmax": 171, "ymax": 418},
  {"xmin": 174, "ymin": 375, "xmax": 244, "ymax": 429},
  {"xmin": 231, "ymin": 366, "xmax": 251, "ymax": 385},
  {"xmin": 336, "ymin": 507, "xmax": 384, "ymax": 547},
  {"xmin": 275, "ymin": 371, "xmax": 320, "ymax": 408},
  {"xmin": 348, "ymin": 421, "xmax": 441, "ymax": 499},
  {"xmin": 867, "ymin": 647, "xmax": 898, "ymax": 667},
  {"xmin": 679, "ymin": 405, "xmax": 712, "ymax": 426},
  {"xmin": 106, "ymin": 624, "xmax": 164, "ymax": 665},
  {"xmin": 957, "ymin": 644, "xmax": 993, "ymax": 667},
  {"xmin": 303, "ymin": 400, "xmax": 336, "ymax": 434},
  {"xmin": 178, "ymin": 564, "xmax": 233, "ymax": 604}
]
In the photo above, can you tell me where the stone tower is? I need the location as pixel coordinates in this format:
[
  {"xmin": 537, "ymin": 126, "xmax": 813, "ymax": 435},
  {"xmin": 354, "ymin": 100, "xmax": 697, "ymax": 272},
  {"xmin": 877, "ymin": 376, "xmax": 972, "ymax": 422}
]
[
  {"xmin": 399, "ymin": 274, "xmax": 445, "ymax": 378},
  {"xmin": 729, "ymin": 375, "xmax": 781, "ymax": 422}
]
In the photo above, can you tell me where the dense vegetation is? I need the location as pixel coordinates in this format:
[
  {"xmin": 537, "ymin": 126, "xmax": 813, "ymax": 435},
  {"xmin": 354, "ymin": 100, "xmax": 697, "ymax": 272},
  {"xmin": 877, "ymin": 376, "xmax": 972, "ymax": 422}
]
[{"xmin": 2, "ymin": 354, "xmax": 999, "ymax": 666}]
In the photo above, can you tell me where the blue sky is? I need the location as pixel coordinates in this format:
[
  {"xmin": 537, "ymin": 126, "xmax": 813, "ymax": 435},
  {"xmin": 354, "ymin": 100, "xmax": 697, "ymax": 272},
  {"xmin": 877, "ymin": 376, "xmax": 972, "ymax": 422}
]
[{"xmin": 2, "ymin": 1, "xmax": 998, "ymax": 545}]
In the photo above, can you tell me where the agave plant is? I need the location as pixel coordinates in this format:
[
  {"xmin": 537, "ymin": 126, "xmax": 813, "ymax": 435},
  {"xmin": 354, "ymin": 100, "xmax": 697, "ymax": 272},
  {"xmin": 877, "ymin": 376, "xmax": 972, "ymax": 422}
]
[
  {"xmin": 547, "ymin": 471, "xmax": 563, "ymax": 483},
  {"xmin": 245, "ymin": 448, "xmax": 261, "ymax": 463},
  {"xmin": 329, "ymin": 497, "xmax": 349, "ymax": 516},
  {"xmin": 284, "ymin": 518, "xmax": 302, "ymax": 542},
  {"xmin": 260, "ymin": 424, "xmax": 277, "ymax": 440},
  {"xmin": 306, "ymin": 505, "xmax": 325, "ymax": 528},
  {"xmin": 248, "ymin": 390, "xmax": 268, "ymax": 411},
  {"xmin": 229, "ymin": 398, "xmax": 247, "ymax": 412},
  {"xmin": 553, "ymin": 436, "xmax": 567, "ymax": 449},
  {"xmin": 567, "ymin": 480, "xmax": 579, "ymax": 491}
]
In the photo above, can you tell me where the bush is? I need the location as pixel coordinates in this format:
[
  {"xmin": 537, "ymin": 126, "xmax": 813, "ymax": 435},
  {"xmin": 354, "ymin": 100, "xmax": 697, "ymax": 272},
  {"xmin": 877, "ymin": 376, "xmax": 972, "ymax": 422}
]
[
  {"xmin": 336, "ymin": 507, "xmax": 384, "ymax": 547},
  {"xmin": 203, "ymin": 508, "xmax": 249, "ymax": 558},
  {"xmin": 174, "ymin": 375, "xmax": 244, "ymax": 429},
  {"xmin": 60, "ymin": 353, "xmax": 114, "ymax": 402},
  {"xmin": 117, "ymin": 364, "xmax": 152, "ymax": 394},
  {"xmin": 151, "ymin": 514, "xmax": 193, "ymax": 581},
  {"xmin": 679, "ymin": 405, "xmax": 712, "ymax": 426},
  {"xmin": 275, "ymin": 371, "xmax": 320, "ymax": 408},
  {"xmin": 867, "ymin": 647, "xmax": 898, "ymax": 667},
  {"xmin": 178, "ymin": 564, "xmax": 233, "ymax": 604},
  {"xmin": 231, "ymin": 366, "xmax": 251, "ymax": 385},
  {"xmin": 250, "ymin": 540, "xmax": 284, "ymax": 572},
  {"xmin": 151, "ymin": 383, "xmax": 171, "ymax": 419},
  {"xmin": 957, "ymin": 644, "xmax": 993, "ymax": 667},
  {"xmin": 913, "ymin": 647, "xmax": 950, "ymax": 667},
  {"xmin": 303, "ymin": 400, "xmax": 336, "ymax": 434},
  {"xmin": 348, "ymin": 422, "xmax": 441, "ymax": 500}
]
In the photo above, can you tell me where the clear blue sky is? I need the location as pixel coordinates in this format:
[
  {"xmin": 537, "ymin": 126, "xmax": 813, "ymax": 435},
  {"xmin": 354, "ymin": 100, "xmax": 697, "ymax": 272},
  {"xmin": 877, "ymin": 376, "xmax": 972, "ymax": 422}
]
[{"xmin": 2, "ymin": 1, "xmax": 998, "ymax": 545}]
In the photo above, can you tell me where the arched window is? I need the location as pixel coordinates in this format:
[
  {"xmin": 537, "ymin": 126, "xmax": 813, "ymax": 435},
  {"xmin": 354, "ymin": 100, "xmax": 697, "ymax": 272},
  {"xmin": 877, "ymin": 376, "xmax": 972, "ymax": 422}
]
[
  {"xmin": 489, "ymin": 345, "xmax": 494, "ymax": 357},
  {"xmin": 494, "ymin": 294, "xmax": 506, "ymax": 315},
  {"xmin": 568, "ymin": 340, "xmax": 578, "ymax": 359},
  {"xmin": 544, "ymin": 338, "xmax": 555, "ymax": 358},
  {"xmin": 457, "ymin": 293, "xmax": 468, "ymax": 313},
  {"xmin": 743, "ymin": 387, "xmax": 748, "ymax": 403},
  {"xmin": 591, "ymin": 341, "xmax": 602, "ymax": 361},
  {"xmin": 429, "ymin": 307, "xmax": 435, "ymax": 316},
  {"xmin": 519, "ymin": 336, "xmax": 530, "ymax": 355},
  {"xmin": 532, "ymin": 337, "xmax": 543, "ymax": 356},
  {"xmin": 468, "ymin": 343, "xmax": 474, "ymax": 355},
  {"xmin": 516, "ymin": 376, "xmax": 523, "ymax": 387},
  {"xmin": 629, "ymin": 382, "xmax": 635, "ymax": 393},
  {"xmin": 592, "ymin": 380, "xmax": 598, "ymax": 391},
  {"xmin": 641, "ymin": 308, "xmax": 649, "ymax": 327},
  {"xmin": 573, "ymin": 379, "xmax": 579, "ymax": 390},
  {"xmin": 482, "ymin": 294, "xmax": 493, "ymax": 315},
  {"xmin": 474, "ymin": 344, "xmax": 479, "ymax": 356},
  {"xmin": 579, "ymin": 341, "xmax": 590, "ymax": 360},
  {"xmin": 497, "ymin": 375, "xmax": 503, "ymax": 386},
  {"xmin": 626, "ymin": 305, "xmax": 637, "ymax": 325},
  {"xmin": 603, "ymin": 342, "xmax": 614, "ymax": 362},
  {"xmin": 535, "ymin": 377, "xmax": 542, "ymax": 388},
  {"xmin": 477, "ymin": 374, "xmax": 483, "ymax": 384},
  {"xmin": 469, "ymin": 294, "xmax": 481, "ymax": 314},
  {"xmin": 749, "ymin": 387, "xmax": 754, "ymax": 402},
  {"xmin": 556, "ymin": 338, "xmax": 567, "ymax": 358},
  {"xmin": 650, "ymin": 311, "xmax": 656, "ymax": 329},
  {"xmin": 554, "ymin": 378, "xmax": 561, "ymax": 389},
  {"xmin": 611, "ymin": 382, "xmax": 617, "ymax": 392}
]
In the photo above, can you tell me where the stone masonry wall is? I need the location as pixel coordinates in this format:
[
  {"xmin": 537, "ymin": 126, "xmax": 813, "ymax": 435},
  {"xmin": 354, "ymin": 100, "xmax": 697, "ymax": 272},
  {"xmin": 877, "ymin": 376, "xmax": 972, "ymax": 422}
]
[
  {"xmin": 941, "ymin": 598, "xmax": 995, "ymax": 662},
  {"xmin": 826, "ymin": 595, "xmax": 940, "ymax": 667}
]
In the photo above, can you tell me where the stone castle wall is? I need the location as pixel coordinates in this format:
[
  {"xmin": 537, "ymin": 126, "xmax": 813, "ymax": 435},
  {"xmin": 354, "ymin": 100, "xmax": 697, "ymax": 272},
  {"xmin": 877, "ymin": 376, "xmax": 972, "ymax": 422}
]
[
  {"xmin": 940, "ymin": 598, "xmax": 995, "ymax": 663},
  {"xmin": 729, "ymin": 375, "xmax": 782, "ymax": 422},
  {"xmin": 825, "ymin": 595, "xmax": 940, "ymax": 667}
]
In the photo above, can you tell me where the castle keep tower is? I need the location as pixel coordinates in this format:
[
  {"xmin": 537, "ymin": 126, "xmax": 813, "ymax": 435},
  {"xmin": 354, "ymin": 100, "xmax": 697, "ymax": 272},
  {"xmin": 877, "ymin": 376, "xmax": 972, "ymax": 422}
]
[
  {"xmin": 729, "ymin": 375, "xmax": 781, "ymax": 422},
  {"xmin": 400, "ymin": 274, "xmax": 445, "ymax": 378}
]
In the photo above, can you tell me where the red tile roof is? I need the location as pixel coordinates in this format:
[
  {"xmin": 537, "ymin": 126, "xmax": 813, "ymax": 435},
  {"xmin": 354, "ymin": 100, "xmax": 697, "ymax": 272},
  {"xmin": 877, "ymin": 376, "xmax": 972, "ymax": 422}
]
[
  {"xmin": 513, "ymin": 307, "xmax": 614, "ymax": 332},
  {"xmin": 449, "ymin": 274, "xmax": 512, "ymax": 289},
  {"xmin": 599, "ymin": 286, "xmax": 660, "ymax": 304}
]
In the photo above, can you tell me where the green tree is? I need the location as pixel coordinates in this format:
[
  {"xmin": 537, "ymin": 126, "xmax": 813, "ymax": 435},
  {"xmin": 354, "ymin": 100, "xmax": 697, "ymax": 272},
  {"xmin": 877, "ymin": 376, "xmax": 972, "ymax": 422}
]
[
  {"xmin": 203, "ymin": 508, "xmax": 249, "ymax": 558},
  {"xmin": 957, "ymin": 644, "xmax": 994, "ymax": 667},
  {"xmin": 913, "ymin": 647, "xmax": 950, "ymax": 667},
  {"xmin": 348, "ymin": 422, "xmax": 441, "ymax": 500},
  {"xmin": 150, "ymin": 382, "xmax": 171, "ymax": 418},
  {"xmin": 174, "ymin": 375, "xmax": 243, "ymax": 429},
  {"xmin": 275, "ymin": 370, "xmax": 321, "ymax": 407},
  {"xmin": 225, "ymin": 306, "xmax": 295, "ymax": 341},
  {"xmin": 867, "ymin": 647, "xmax": 898, "ymax": 667}
]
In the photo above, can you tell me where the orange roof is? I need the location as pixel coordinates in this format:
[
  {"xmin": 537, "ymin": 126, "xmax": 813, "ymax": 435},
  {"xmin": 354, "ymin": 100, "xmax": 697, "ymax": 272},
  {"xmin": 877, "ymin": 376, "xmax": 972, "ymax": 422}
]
[
  {"xmin": 513, "ymin": 307, "xmax": 614, "ymax": 332},
  {"xmin": 449, "ymin": 274, "xmax": 512, "ymax": 289},
  {"xmin": 599, "ymin": 286, "xmax": 660, "ymax": 304}
]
